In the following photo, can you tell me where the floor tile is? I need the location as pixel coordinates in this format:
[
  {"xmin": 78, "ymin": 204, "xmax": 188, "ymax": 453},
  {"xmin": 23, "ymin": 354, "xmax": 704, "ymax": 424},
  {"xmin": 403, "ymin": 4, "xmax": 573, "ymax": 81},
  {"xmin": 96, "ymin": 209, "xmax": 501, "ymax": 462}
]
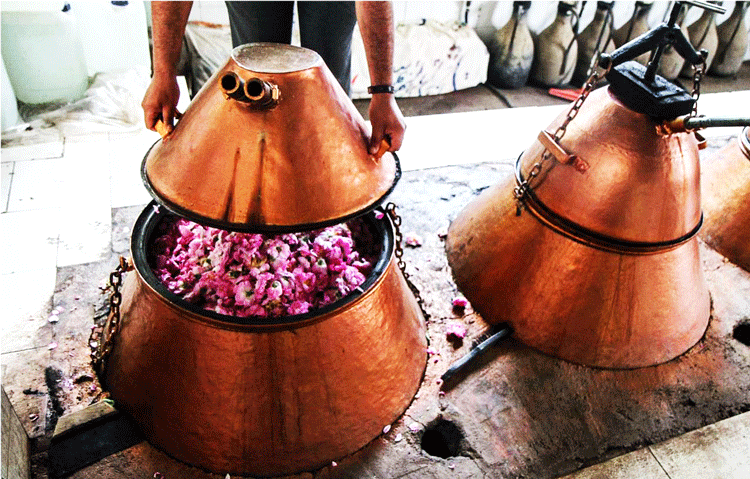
[
  {"xmin": 7, "ymin": 140, "xmax": 111, "ymax": 212},
  {"xmin": 399, "ymin": 104, "xmax": 564, "ymax": 172},
  {"xmin": 0, "ymin": 209, "xmax": 60, "ymax": 274},
  {"xmin": 559, "ymin": 447, "xmax": 669, "ymax": 479},
  {"xmin": 649, "ymin": 412, "xmax": 750, "ymax": 479},
  {"xmin": 1, "ymin": 162, "xmax": 13, "ymax": 212},
  {"xmin": 5, "ymin": 159, "xmax": 65, "ymax": 212},
  {"xmin": 56, "ymin": 203, "xmax": 112, "ymax": 268},
  {"xmin": 0, "ymin": 131, "xmax": 64, "ymax": 163},
  {"xmin": 0, "ymin": 269, "xmax": 56, "ymax": 354},
  {"xmin": 109, "ymin": 129, "xmax": 159, "ymax": 208}
]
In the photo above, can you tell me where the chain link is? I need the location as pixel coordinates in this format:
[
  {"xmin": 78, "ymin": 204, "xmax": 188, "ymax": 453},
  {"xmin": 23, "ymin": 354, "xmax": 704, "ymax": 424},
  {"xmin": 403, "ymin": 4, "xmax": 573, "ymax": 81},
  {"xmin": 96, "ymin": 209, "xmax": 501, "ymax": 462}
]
[
  {"xmin": 514, "ymin": 60, "xmax": 611, "ymax": 214},
  {"xmin": 385, "ymin": 203, "xmax": 427, "ymax": 316},
  {"xmin": 90, "ymin": 257, "xmax": 132, "ymax": 377},
  {"xmin": 690, "ymin": 57, "xmax": 705, "ymax": 118}
]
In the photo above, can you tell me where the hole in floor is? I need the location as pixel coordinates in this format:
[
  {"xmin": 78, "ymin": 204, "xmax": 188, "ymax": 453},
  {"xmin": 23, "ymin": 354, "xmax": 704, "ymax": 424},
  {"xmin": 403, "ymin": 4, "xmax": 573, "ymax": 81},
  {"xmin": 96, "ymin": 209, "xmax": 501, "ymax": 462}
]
[
  {"xmin": 733, "ymin": 322, "xmax": 750, "ymax": 346},
  {"xmin": 420, "ymin": 419, "xmax": 465, "ymax": 458}
]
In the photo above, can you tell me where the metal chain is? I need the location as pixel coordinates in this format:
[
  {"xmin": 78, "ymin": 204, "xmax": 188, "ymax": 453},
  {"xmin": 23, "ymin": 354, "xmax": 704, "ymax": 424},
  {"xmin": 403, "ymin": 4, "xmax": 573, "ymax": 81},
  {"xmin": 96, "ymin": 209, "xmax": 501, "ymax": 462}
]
[
  {"xmin": 385, "ymin": 203, "xmax": 426, "ymax": 316},
  {"xmin": 514, "ymin": 59, "xmax": 612, "ymax": 214},
  {"xmin": 690, "ymin": 57, "xmax": 706, "ymax": 118},
  {"xmin": 90, "ymin": 257, "xmax": 132, "ymax": 376}
]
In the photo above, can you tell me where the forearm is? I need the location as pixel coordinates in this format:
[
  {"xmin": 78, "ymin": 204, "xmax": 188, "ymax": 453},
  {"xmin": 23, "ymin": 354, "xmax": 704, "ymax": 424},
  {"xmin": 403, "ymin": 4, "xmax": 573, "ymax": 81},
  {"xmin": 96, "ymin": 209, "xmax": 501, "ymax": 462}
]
[
  {"xmin": 150, "ymin": 1, "xmax": 193, "ymax": 77},
  {"xmin": 355, "ymin": 1, "xmax": 394, "ymax": 86}
]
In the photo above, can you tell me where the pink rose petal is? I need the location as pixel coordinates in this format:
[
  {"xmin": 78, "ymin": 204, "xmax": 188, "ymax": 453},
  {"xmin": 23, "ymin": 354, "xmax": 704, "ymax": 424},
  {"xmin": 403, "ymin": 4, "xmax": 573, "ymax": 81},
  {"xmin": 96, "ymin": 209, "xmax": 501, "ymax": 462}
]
[
  {"xmin": 404, "ymin": 232, "xmax": 422, "ymax": 247},
  {"xmin": 446, "ymin": 322, "xmax": 467, "ymax": 339},
  {"xmin": 452, "ymin": 295, "xmax": 469, "ymax": 308}
]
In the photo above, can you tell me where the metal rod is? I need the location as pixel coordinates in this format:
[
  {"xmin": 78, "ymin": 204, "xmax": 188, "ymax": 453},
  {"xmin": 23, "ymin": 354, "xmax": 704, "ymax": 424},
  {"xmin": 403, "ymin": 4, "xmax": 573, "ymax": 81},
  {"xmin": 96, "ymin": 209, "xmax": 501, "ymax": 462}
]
[
  {"xmin": 683, "ymin": 0, "xmax": 726, "ymax": 14},
  {"xmin": 440, "ymin": 324, "xmax": 513, "ymax": 384},
  {"xmin": 685, "ymin": 117, "xmax": 750, "ymax": 129}
]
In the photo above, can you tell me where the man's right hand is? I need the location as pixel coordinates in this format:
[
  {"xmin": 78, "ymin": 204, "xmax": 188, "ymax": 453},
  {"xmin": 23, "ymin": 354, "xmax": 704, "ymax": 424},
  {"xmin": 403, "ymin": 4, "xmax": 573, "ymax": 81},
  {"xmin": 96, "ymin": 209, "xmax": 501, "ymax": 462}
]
[{"xmin": 142, "ymin": 71, "xmax": 181, "ymax": 134}]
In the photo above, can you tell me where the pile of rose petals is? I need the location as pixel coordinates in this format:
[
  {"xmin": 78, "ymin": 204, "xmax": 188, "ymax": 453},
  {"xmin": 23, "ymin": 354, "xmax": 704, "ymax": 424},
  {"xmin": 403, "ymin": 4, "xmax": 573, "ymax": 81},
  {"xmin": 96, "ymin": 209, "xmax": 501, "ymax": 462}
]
[{"xmin": 150, "ymin": 218, "xmax": 378, "ymax": 318}]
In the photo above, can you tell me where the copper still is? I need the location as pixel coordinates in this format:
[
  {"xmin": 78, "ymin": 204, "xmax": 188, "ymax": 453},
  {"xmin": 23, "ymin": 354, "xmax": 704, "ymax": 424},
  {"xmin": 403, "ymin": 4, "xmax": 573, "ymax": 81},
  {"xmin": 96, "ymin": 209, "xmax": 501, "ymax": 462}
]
[
  {"xmin": 94, "ymin": 44, "xmax": 426, "ymax": 476},
  {"xmin": 700, "ymin": 127, "xmax": 750, "ymax": 271},
  {"xmin": 446, "ymin": 1, "xmax": 741, "ymax": 369}
]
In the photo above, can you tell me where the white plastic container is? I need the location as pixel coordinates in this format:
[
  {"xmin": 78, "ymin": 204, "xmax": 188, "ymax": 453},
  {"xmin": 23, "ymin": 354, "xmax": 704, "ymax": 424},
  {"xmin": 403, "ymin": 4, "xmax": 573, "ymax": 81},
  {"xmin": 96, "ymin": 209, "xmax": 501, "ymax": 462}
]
[
  {"xmin": 1, "ymin": 2, "xmax": 88, "ymax": 104},
  {"xmin": 2, "ymin": 57, "xmax": 21, "ymax": 130},
  {"xmin": 71, "ymin": 0, "xmax": 150, "ymax": 76}
]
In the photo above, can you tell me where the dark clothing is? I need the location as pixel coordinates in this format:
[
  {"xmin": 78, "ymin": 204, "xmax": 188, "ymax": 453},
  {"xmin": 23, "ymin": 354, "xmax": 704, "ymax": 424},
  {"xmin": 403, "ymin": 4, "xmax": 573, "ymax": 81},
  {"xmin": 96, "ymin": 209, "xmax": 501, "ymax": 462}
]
[{"xmin": 225, "ymin": 1, "xmax": 357, "ymax": 94}]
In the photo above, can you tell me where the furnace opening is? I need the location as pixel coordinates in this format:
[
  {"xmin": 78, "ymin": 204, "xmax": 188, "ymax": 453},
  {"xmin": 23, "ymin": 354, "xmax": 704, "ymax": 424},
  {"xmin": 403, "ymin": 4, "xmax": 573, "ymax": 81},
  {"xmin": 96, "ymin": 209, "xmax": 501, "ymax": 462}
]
[
  {"xmin": 733, "ymin": 322, "xmax": 750, "ymax": 346},
  {"xmin": 420, "ymin": 418, "xmax": 465, "ymax": 458}
]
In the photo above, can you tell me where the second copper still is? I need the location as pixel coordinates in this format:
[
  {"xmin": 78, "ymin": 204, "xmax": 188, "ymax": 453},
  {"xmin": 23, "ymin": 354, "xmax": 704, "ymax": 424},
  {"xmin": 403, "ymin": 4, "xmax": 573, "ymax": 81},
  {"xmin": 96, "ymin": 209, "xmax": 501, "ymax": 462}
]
[
  {"xmin": 94, "ymin": 44, "xmax": 426, "ymax": 476},
  {"xmin": 700, "ymin": 127, "xmax": 750, "ymax": 271},
  {"xmin": 446, "ymin": 3, "xmax": 726, "ymax": 369}
]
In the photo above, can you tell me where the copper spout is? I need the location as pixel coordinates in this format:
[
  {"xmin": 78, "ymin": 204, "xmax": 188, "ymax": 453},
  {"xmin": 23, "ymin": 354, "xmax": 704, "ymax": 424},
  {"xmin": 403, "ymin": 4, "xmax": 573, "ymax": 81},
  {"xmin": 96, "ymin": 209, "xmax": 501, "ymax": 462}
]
[
  {"xmin": 244, "ymin": 77, "xmax": 279, "ymax": 108},
  {"xmin": 220, "ymin": 71, "xmax": 249, "ymax": 102}
]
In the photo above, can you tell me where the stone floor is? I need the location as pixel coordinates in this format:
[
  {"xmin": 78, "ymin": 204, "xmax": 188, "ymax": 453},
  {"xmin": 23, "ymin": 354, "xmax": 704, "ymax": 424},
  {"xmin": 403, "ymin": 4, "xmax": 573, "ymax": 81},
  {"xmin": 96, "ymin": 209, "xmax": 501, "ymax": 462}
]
[{"xmin": 2, "ymin": 69, "xmax": 750, "ymax": 478}]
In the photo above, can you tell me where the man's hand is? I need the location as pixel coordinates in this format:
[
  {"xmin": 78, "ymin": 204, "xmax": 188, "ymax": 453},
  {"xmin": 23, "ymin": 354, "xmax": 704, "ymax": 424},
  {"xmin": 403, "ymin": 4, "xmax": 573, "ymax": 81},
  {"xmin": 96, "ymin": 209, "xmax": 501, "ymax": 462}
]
[
  {"xmin": 368, "ymin": 93, "xmax": 405, "ymax": 155},
  {"xmin": 142, "ymin": 1, "xmax": 193, "ymax": 133},
  {"xmin": 142, "ymin": 72, "xmax": 181, "ymax": 134}
]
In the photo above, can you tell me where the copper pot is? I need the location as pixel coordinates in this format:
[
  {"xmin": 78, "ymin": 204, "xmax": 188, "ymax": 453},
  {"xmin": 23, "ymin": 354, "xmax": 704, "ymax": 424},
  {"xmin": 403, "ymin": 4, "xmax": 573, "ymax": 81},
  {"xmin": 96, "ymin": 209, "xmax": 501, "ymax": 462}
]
[
  {"xmin": 701, "ymin": 127, "xmax": 750, "ymax": 270},
  {"xmin": 101, "ymin": 204, "xmax": 426, "ymax": 476},
  {"xmin": 446, "ymin": 87, "xmax": 709, "ymax": 369},
  {"xmin": 143, "ymin": 43, "xmax": 398, "ymax": 232}
]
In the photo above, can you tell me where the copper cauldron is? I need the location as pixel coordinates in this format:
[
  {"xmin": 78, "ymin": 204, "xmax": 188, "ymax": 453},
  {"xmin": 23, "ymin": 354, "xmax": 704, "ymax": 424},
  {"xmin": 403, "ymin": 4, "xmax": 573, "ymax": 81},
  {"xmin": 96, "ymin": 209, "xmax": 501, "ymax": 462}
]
[
  {"xmin": 101, "ymin": 204, "xmax": 426, "ymax": 476},
  {"xmin": 96, "ymin": 43, "xmax": 426, "ymax": 476},
  {"xmin": 701, "ymin": 127, "xmax": 750, "ymax": 270},
  {"xmin": 446, "ymin": 87, "xmax": 709, "ymax": 369},
  {"xmin": 445, "ymin": 8, "xmax": 725, "ymax": 369}
]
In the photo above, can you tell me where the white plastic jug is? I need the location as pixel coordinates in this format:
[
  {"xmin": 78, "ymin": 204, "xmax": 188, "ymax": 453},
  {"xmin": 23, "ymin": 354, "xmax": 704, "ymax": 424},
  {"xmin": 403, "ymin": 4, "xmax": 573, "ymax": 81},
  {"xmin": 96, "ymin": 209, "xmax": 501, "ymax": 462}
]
[
  {"xmin": 1, "ymin": 2, "xmax": 88, "ymax": 104},
  {"xmin": 71, "ymin": 0, "xmax": 150, "ymax": 76},
  {"xmin": 2, "ymin": 57, "xmax": 21, "ymax": 130}
]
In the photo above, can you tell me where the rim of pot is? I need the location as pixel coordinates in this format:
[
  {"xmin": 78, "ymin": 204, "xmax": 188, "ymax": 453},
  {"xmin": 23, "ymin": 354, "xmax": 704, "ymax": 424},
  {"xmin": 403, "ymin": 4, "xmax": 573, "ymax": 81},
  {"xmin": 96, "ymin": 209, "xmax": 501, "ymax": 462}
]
[{"xmin": 130, "ymin": 201, "xmax": 394, "ymax": 331}]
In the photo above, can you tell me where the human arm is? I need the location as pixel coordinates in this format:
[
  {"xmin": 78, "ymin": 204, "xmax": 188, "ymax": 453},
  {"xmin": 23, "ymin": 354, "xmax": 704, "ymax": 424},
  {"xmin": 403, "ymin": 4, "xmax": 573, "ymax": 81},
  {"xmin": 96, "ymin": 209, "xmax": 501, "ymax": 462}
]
[
  {"xmin": 355, "ymin": 1, "xmax": 406, "ymax": 154},
  {"xmin": 141, "ymin": 1, "xmax": 193, "ymax": 133}
]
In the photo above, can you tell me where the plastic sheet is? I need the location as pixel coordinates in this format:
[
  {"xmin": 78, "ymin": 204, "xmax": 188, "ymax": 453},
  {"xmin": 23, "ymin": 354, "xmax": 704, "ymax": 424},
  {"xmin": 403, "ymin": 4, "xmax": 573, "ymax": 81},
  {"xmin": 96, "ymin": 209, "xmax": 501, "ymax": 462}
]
[
  {"xmin": 183, "ymin": 21, "xmax": 232, "ymax": 97},
  {"xmin": 351, "ymin": 20, "xmax": 489, "ymax": 99},
  {"xmin": 2, "ymin": 66, "xmax": 150, "ymax": 143}
]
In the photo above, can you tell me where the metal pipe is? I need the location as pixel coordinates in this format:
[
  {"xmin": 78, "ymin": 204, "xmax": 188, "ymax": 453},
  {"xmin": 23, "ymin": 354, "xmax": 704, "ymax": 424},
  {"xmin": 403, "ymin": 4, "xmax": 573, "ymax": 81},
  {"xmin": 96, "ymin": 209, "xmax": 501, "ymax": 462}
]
[
  {"xmin": 244, "ymin": 78, "xmax": 279, "ymax": 108},
  {"xmin": 219, "ymin": 72, "xmax": 250, "ymax": 102},
  {"xmin": 440, "ymin": 324, "xmax": 513, "ymax": 385},
  {"xmin": 661, "ymin": 115, "xmax": 750, "ymax": 132}
]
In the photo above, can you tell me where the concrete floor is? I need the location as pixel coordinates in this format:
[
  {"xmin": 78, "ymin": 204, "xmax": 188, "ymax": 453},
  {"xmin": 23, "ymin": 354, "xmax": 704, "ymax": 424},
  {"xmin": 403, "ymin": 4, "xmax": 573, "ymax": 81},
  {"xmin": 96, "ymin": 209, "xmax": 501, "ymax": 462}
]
[{"xmin": 2, "ymin": 64, "xmax": 750, "ymax": 478}]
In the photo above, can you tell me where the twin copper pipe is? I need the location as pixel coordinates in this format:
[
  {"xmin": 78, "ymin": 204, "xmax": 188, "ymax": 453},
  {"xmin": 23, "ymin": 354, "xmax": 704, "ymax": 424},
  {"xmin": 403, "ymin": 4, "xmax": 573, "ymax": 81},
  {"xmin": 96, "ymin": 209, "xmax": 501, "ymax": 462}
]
[{"xmin": 220, "ymin": 71, "xmax": 279, "ymax": 108}]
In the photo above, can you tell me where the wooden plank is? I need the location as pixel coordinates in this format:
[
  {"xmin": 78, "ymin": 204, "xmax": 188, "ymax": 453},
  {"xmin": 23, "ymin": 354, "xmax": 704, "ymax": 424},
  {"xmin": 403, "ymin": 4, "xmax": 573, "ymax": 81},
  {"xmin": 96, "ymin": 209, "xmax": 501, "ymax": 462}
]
[{"xmin": 2, "ymin": 387, "xmax": 30, "ymax": 479}]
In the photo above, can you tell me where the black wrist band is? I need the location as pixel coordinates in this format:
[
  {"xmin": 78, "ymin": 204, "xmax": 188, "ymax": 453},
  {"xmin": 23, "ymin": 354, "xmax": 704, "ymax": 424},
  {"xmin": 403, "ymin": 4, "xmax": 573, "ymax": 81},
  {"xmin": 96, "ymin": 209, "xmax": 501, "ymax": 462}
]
[{"xmin": 367, "ymin": 84, "xmax": 395, "ymax": 94}]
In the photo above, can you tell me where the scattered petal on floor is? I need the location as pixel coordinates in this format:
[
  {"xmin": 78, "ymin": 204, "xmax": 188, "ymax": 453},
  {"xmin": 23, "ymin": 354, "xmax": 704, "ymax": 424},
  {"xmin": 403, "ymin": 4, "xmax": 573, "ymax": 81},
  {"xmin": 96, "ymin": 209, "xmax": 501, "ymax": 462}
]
[
  {"xmin": 404, "ymin": 232, "xmax": 422, "ymax": 247},
  {"xmin": 446, "ymin": 321, "xmax": 467, "ymax": 339},
  {"xmin": 452, "ymin": 295, "xmax": 469, "ymax": 309},
  {"xmin": 394, "ymin": 433, "xmax": 403, "ymax": 442},
  {"xmin": 383, "ymin": 424, "xmax": 391, "ymax": 434}
]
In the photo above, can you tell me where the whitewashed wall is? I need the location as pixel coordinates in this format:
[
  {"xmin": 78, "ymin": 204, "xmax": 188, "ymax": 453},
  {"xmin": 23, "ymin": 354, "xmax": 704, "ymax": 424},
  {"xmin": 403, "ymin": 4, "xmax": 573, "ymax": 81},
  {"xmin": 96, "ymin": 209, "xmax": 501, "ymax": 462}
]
[{"xmin": 180, "ymin": 0, "xmax": 750, "ymax": 61}]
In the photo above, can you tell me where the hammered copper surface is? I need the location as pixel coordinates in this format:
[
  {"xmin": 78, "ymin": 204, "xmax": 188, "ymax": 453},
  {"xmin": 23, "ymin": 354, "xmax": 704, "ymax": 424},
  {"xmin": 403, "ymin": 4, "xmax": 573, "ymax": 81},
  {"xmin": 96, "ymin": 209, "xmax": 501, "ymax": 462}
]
[
  {"xmin": 102, "ymin": 238, "xmax": 426, "ymax": 476},
  {"xmin": 701, "ymin": 127, "xmax": 750, "ymax": 271},
  {"xmin": 143, "ymin": 43, "xmax": 397, "ymax": 231},
  {"xmin": 446, "ymin": 86, "xmax": 709, "ymax": 369}
]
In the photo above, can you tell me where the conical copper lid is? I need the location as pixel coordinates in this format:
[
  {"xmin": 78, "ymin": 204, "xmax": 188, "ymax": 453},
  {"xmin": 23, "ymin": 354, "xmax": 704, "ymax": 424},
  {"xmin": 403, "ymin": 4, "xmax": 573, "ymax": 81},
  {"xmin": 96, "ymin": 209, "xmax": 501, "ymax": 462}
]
[{"xmin": 142, "ymin": 43, "xmax": 399, "ymax": 232}]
